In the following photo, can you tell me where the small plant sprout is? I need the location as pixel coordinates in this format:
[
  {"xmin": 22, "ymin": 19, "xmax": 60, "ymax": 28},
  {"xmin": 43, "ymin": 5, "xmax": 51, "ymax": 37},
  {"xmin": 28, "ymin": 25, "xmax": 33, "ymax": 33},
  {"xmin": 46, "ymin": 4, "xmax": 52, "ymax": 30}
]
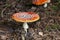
[
  {"xmin": 32, "ymin": 0, "xmax": 51, "ymax": 7},
  {"xmin": 12, "ymin": 12, "xmax": 40, "ymax": 35}
]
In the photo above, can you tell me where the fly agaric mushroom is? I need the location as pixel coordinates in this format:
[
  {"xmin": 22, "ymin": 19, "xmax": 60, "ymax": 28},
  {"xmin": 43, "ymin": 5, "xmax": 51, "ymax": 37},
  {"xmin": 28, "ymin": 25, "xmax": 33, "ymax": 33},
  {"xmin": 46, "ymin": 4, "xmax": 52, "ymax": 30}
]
[
  {"xmin": 12, "ymin": 12, "xmax": 39, "ymax": 35},
  {"xmin": 32, "ymin": 0, "xmax": 50, "ymax": 7}
]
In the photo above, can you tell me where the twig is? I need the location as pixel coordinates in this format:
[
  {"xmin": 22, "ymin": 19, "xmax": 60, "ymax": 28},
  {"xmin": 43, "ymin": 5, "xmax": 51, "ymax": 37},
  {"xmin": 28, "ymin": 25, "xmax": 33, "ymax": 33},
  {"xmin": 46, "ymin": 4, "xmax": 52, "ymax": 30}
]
[
  {"xmin": 1, "ymin": 7, "xmax": 7, "ymax": 18},
  {"xmin": 1, "ymin": 1, "xmax": 16, "ymax": 18}
]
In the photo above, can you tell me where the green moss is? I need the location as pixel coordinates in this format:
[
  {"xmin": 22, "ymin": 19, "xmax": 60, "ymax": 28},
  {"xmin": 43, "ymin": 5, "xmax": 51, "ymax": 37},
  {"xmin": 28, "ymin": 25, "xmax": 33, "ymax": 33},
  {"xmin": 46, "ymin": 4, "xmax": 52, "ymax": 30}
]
[
  {"xmin": 50, "ymin": 24, "xmax": 60, "ymax": 29},
  {"xmin": 50, "ymin": 5, "xmax": 58, "ymax": 11},
  {"xmin": 45, "ymin": 24, "xmax": 60, "ymax": 31}
]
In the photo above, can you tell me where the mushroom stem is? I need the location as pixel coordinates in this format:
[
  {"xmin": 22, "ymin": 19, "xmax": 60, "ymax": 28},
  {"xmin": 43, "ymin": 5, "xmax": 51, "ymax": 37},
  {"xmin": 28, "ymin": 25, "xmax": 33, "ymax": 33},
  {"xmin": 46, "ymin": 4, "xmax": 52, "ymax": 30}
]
[
  {"xmin": 44, "ymin": 3, "xmax": 47, "ymax": 8},
  {"xmin": 23, "ymin": 22, "xmax": 29, "ymax": 35},
  {"xmin": 21, "ymin": 34, "xmax": 25, "ymax": 40}
]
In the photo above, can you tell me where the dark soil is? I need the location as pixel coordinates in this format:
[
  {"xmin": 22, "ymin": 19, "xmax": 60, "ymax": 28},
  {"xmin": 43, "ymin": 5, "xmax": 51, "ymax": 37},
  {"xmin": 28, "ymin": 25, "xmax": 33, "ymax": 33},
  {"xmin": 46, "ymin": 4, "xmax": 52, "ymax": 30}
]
[{"xmin": 0, "ymin": 0, "xmax": 60, "ymax": 40}]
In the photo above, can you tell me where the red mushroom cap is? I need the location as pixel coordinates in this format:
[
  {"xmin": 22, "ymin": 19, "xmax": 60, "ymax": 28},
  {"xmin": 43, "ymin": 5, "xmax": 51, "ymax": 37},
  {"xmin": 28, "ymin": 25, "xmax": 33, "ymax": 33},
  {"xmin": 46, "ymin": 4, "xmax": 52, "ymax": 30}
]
[
  {"xmin": 12, "ymin": 12, "xmax": 40, "ymax": 22},
  {"xmin": 32, "ymin": 0, "xmax": 48, "ymax": 5}
]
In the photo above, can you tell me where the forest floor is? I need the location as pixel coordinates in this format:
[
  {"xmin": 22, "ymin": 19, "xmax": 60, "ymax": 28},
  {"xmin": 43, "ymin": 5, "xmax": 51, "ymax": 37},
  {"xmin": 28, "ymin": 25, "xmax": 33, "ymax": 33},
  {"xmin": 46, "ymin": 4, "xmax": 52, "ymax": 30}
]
[{"xmin": 0, "ymin": 0, "xmax": 60, "ymax": 40}]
